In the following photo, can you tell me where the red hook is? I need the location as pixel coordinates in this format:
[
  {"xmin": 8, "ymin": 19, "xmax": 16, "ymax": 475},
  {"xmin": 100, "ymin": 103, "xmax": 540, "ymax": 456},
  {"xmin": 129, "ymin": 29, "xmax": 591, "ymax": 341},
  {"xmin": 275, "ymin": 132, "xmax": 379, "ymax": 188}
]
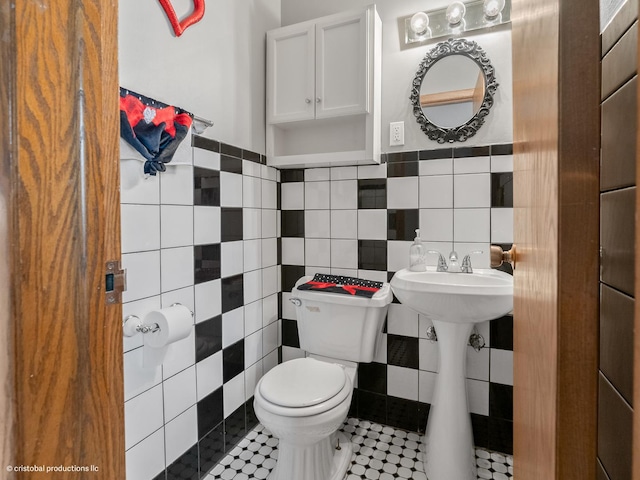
[{"xmin": 158, "ymin": 0, "xmax": 205, "ymax": 37}]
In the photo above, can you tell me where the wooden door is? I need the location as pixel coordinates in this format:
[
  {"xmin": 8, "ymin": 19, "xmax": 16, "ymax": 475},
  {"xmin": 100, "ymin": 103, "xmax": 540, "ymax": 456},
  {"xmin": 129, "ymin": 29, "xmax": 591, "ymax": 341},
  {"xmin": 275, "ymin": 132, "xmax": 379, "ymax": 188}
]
[
  {"xmin": 511, "ymin": 0, "xmax": 600, "ymax": 479},
  {"xmin": 0, "ymin": 1, "xmax": 125, "ymax": 479}
]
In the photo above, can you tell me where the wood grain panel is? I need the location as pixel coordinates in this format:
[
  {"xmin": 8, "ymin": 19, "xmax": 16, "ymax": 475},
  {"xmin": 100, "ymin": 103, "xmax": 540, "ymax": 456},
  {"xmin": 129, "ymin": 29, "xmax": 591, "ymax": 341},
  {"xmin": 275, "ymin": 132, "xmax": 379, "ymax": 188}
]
[
  {"xmin": 602, "ymin": 0, "xmax": 639, "ymax": 55},
  {"xmin": 598, "ymin": 373, "xmax": 633, "ymax": 480},
  {"xmin": 512, "ymin": 0, "xmax": 600, "ymax": 479},
  {"xmin": 7, "ymin": 0, "xmax": 124, "ymax": 478}
]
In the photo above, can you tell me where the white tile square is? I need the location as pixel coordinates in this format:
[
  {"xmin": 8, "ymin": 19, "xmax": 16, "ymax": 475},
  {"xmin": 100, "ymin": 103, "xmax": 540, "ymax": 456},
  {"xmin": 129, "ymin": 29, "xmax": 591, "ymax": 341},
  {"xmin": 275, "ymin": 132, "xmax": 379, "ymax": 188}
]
[
  {"xmin": 282, "ymin": 237, "xmax": 305, "ymax": 265},
  {"xmin": 120, "ymin": 148, "xmax": 160, "ymax": 205},
  {"xmin": 263, "ymin": 320, "xmax": 279, "ymax": 355},
  {"xmin": 358, "ymin": 209, "xmax": 387, "ymax": 240},
  {"xmin": 330, "ymin": 239, "xmax": 358, "ymax": 269},
  {"xmin": 419, "ymin": 158, "xmax": 453, "ymax": 176},
  {"xmin": 387, "ymin": 304, "xmax": 420, "ymax": 337},
  {"xmin": 306, "ymin": 239, "xmax": 331, "ymax": 267},
  {"xmin": 162, "ymin": 327, "xmax": 196, "ymax": 379},
  {"xmin": 419, "ymin": 175, "xmax": 453, "ymax": 208},
  {"xmin": 466, "ymin": 344, "xmax": 490, "ymax": 381},
  {"xmin": 223, "ymin": 372, "xmax": 245, "ymax": 417},
  {"xmin": 245, "ymin": 329, "xmax": 263, "ymax": 367},
  {"xmin": 467, "ymin": 379, "xmax": 490, "ymax": 415},
  {"xmin": 330, "ymin": 267, "xmax": 356, "ymax": 277},
  {"xmin": 454, "ymin": 156, "xmax": 491, "ymax": 174},
  {"xmin": 243, "ymin": 175, "xmax": 262, "ymax": 208},
  {"xmin": 387, "ymin": 241, "xmax": 412, "ymax": 272},
  {"xmin": 160, "ymin": 164, "xmax": 193, "ymax": 206},
  {"xmin": 262, "ymin": 165, "xmax": 277, "ymax": 181},
  {"xmin": 163, "ymin": 366, "xmax": 197, "ymax": 422},
  {"xmin": 454, "ymin": 173, "xmax": 491, "ymax": 208},
  {"xmin": 243, "ymin": 159, "xmax": 262, "ymax": 178},
  {"xmin": 419, "ymin": 208, "xmax": 453, "ymax": 242},
  {"xmin": 387, "ymin": 365, "xmax": 419, "ymax": 401},
  {"xmin": 358, "ymin": 164, "xmax": 387, "ymax": 179},
  {"xmin": 419, "ymin": 338, "xmax": 439, "ymax": 373},
  {"xmin": 222, "ymin": 307, "xmax": 244, "ymax": 348},
  {"xmin": 454, "ymin": 209, "xmax": 491, "ymax": 242},
  {"xmin": 194, "ymin": 279, "xmax": 221, "ymax": 323},
  {"xmin": 330, "ymin": 180, "xmax": 358, "ymax": 210},
  {"xmin": 125, "ymin": 429, "xmax": 165, "ymax": 480},
  {"xmin": 281, "ymin": 292, "xmax": 295, "ymax": 321},
  {"xmin": 305, "ymin": 210, "xmax": 331, "ymax": 238},
  {"xmin": 305, "ymin": 168, "xmax": 331, "ymax": 181},
  {"xmin": 261, "ymin": 179, "xmax": 277, "ymax": 209},
  {"xmin": 262, "ymin": 238, "xmax": 278, "ymax": 268},
  {"xmin": 243, "ymin": 208, "xmax": 262, "ymax": 240},
  {"xmin": 305, "ymin": 181, "xmax": 331, "ymax": 210},
  {"xmin": 122, "ymin": 251, "xmax": 161, "ymax": 302},
  {"xmin": 122, "ymin": 204, "xmax": 161, "ymax": 253},
  {"xmin": 160, "ymin": 247, "xmax": 194, "ymax": 293},
  {"xmin": 262, "ymin": 349, "xmax": 279, "ymax": 375},
  {"xmin": 281, "ymin": 182, "xmax": 304, "ymax": 210},
  {"xmin": 124, "ymin": 384, "xmax": 164, "ymax": 449},
  {"xmin": 262, "ymin": 293, "xmax": 278, "ymax": 327},
  {"xmin": 419, "ymin": 370, "xmax": 438, "ymax": 404},
  {"xmin": 193, "ymin": 206, "xmax": 220, "ymax": 245},
  {"xmin": 387, "ymin": 177, "xmax": 419, "ymax": 209},
  {"xmin": 422, "ymin": 241, "xmax": 454, "ymax": 267},
  {"xmin": 193, "ymin": 149, "xmax": 220, "ymax": 170},
  {"xmin": 331, "ymin": 166, "xmax": 357, "ymax": 180},
  {"xmin": 243, "ymin": 270, "xmax": 262, "ymax": 304},
  {"xmin": 196, "ymin": 351, "xmax": 223, "ymax": 401},
  {"xmin": 491, "ymin": 208, "xmax": 514, "ymax": 243},
  {"xmin": 282, "ymin": 346, "xmax": 306, "ymax": 362},
  {"xmin": 161, "ymin": 205, "xmax": 193, "ymax": 248},
  {"xmin": 262, "ymin": 266, "xmax": 279, "ymax": 297},
  {"xmin": 123, "ymin": 347, "xmax": 163, "ymax": 401},
  {"xmin": 123, "ymin": 296, "xmax": 161, "ymax": 353},
  {"xmin": 164, "ymin": 406, "xmax": 198, "ymax": 467},
  {"xmin": 331, "ymin": 210, "xmax": 357, "ymax": 239},
  {"xmin": 221, "ymin": 241, "xmax": 244, "ymax": 278},
  {"xmin": 357, "ymin": 270, "xmax": 388, "ymax": 283},
  {"xmin": 491, "ymin": 349, "xmax": 514, "ymax": 385},
  {"xmin": 491, "ymin": 154, "xmax": 513, "ymax": 172},
  {"xmin": 243, "ymin": 239, "xmax": 262, "ymax": 272},
  {"xmin": 244, "ymin": 360, "xmax": 263, "ymax": 401},
  {"xmin": 220, "ymin": 172, "xmax": 243, "ymax": 207},
  {"xmin": 261, "ymin": 209, "xmax": 277, "ymax": 238},
  {"xmin": 453, "ymin": 243, "xmax": 490, "ymax": 269},
  {"xmin": 244, "ymin": 299, "xmax": 263, "ymax": 336}
]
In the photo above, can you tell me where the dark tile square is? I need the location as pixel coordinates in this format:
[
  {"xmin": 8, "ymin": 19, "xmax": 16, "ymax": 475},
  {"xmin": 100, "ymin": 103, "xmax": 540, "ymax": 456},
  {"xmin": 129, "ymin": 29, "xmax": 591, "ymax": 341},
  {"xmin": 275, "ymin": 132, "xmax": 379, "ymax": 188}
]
[
  {"xmin": 357, "ymin": 390, "xmax": 387, "ymax": 425},
  {"xmin": 195, "ymin": 315, "xmax": 222, "ymax": 363},
  {"xmin": 166, "ymin": 443, "xmax": 199, "ymax": 480},
  {"xmin": 221, "ymin": 275, "xmax": 244, "ymax": 313},
  {"xmin": 224, "ymin": 404, "xmax": 246, "ymax": 452},
  {"xmin": 387, "ymin": 161, "xmax": 419, "ymax": 178},
  {"xmin": 358, "ymin": 240, "xmax": 388, "ymax": 271},
  {"xmin": 386, "ymin": 151, "xmax": 419, "ymax": 163},
  {"xmin": 387, "ymin": 334, "xmax": 419, "ymax": 369},
  {"xmin": 454, "ymin": 146, "xmax": 491, "ymax": 157},
  {"xmin": 152, "ymin": 470, "xmax": 166, "ymax": 480},
  {"xmin": 387, "ymin": 209, "xmax": 419, "ymax": 241},
  {"xmin": 281, "ymin": 169, "xmax": 305, "ymax": 183},
  {"xmin": 488, "ymin": 417, "xmax": 513, "ymax": 455},
  {"xmin": 220, "ymin": 156, "xmax": 243, "ymax": 174},
  {"xmin": 277, "ymin": 237, "xmax": 282, "ymax": 264},
  {"xmin": 198, "ymin": 422, "xmax": 224, "ymax": 477},
  {"xmin": 282, "ymin": 319, "xmax": 300, "ymax": 348},
  {"xmin": 221, "ymin": 143, "xmax": 242, "ymax": 158},
  {"xmin": 419, "ymin": 148, "xmax": 453, "ymax": 160},
  {"xmin": 489, "ymin": 383, "xmax": 513, "ymax": 421},
  {"xmin": 282, "ymin": 265, "xmax": 306, "ymax": 292},
  {"xmin": 349, "ymin": 389, "xmax": 359, "ymax": 418},
  {"xmin": 490, "ymin": 315, "xmax": 513, "ymax": 350},
  {"xmin": 357, "ymin": 362, "xmax": 387, "ymax": 394},
  {"xmin": 491, "ymin": 143, "xmax": 513, "ymax": 156},
  {"xmin": 471, "ymin": 413, "xmax": 489, "ymax": 449},
  {"xmin": 358, "ymin": 179, "xmax": 387, "ymax": 209},
  {"xmin": 491, "ymin": 172, "xmax": 513, "ymax": 208},
  {"xmin": 387, "ymin": 396, "xmax": 421, "ymax": 432},
  {"xmin": 220, "ymin": 208, "xmax": 243, "ymax": 242},
  {"xmin": 194, "ymin": 244, "xmax": 221, "ymax": 284},
  {"xmin": 197, "ymin": 388, "xmax": 223, "ymax": 439},
  {"xmin": 245, "ymin": 398, "xmax": 259, "ymax": 431},
  {"xmin": 417, "ymin": 402, "xmax": 430, "ymax": 434},
  {"xmin": 278, "ymin": 292, "xmax": 283, "ymax": 319},
  {"xmin": 278, "ymin": 346, "xmax": 283, "ymax": 364},
  {"xmin": 223, "ymin": 339, "xmax": 244, "ymax": 383},
  {"xmin": 192, "ymin": 135, "xmax": 219, "ymax": 152},
  {"xmin": 281, "ymin": 210, "xmax": 305, "ymax": 237},
  {"xmin": 194, "ymin": 167, "xmax": 220, "ymax": 206},
  {"xmin": 277, "ymin": 183, "xmax": 281, "ymax": 210},
  {"xmin": 242, "ymin": 149, "xmax": 261, "ymax": 163}
]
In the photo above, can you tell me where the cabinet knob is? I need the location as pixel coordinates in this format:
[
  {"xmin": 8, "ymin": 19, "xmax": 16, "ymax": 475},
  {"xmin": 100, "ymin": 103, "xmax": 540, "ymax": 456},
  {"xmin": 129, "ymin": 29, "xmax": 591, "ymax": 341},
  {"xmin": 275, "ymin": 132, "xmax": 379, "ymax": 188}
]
[
  {"xmin": 305, "ymin": 98, "xmax": 311, "ymax": 104},
  {"xmin": 316, "ymin": 97, "xmax": 322, "ymax": 103}
]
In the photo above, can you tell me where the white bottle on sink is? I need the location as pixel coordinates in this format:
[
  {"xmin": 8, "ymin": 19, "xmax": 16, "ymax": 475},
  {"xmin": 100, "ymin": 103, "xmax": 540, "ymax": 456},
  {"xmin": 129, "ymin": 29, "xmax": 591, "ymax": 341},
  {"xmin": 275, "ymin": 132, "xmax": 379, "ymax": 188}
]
[{"xmin": 409, "ymin": 229, "xmax": 427, "ymax": 272}]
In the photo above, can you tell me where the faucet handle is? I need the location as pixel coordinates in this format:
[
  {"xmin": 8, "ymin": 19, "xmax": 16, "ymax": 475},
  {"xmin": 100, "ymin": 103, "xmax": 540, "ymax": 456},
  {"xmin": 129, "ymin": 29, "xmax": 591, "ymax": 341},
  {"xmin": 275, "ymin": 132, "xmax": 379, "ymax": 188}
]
[
  {"xmin": 427, "ymin": 250, "xmax": 448, "ymax": 272},
  {"xmin": 461, "ymin": 250, "xmax": 484, "ymax": 273}
]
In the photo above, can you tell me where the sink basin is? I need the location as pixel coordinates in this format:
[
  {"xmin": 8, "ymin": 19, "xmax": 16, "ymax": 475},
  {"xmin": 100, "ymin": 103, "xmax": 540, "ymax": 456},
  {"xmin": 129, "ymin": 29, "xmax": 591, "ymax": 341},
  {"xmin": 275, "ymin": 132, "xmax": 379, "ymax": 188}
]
[{"xmin": 390, "ymin": 268, "xmax": 513, "ymax": 323}]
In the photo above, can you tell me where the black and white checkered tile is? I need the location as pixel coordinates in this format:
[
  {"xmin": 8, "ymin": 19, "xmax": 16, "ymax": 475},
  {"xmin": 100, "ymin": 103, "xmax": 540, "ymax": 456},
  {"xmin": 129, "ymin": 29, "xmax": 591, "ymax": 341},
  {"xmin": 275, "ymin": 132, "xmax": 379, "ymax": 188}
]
[{"xmin": 206, "ymin": 418, "xmax": 514, "ymax": 480}]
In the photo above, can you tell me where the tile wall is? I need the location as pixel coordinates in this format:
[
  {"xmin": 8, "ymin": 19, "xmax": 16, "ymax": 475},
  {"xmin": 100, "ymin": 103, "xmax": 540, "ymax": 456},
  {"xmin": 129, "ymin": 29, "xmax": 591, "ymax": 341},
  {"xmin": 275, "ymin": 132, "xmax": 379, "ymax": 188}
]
[
  {"xmin": 120, "ymin": 134, "xmax": 282, "ymax": 480},
  {"xmin": 279, "ymin": 144, "xmax": 515, "ymax": 454}
]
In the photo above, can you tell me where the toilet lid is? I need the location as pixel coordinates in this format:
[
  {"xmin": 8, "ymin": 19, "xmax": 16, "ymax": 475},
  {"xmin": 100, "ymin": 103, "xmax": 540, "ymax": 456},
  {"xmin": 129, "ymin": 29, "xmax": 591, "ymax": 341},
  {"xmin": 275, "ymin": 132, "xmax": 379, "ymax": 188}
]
[{"xmin": 259, "ymin": 358, "xmax": 347, "ymax": 408}]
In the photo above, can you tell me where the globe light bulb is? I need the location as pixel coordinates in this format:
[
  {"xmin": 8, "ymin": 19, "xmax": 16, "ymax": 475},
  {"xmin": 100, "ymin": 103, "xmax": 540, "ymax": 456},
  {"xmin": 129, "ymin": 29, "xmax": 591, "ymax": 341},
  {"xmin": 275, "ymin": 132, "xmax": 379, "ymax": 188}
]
[
  {"xmin": 483, "ymin": 0, "xmax": 505, "ymax": 18},
  {"xmin": 410, "ymin": 11, "xmax": 430, "ymax": 35},
  {"xmin": 446, "ymin": 2, "xmax": 466, "ymax": 26}
]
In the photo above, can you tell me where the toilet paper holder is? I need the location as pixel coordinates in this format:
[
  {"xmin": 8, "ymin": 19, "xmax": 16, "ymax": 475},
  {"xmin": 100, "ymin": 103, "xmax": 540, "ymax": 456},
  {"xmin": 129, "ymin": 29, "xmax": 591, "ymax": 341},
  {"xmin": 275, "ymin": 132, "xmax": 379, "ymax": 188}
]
[{"xmin": 122, "ymin": 303, "xmax": 194, "ymax": 337}]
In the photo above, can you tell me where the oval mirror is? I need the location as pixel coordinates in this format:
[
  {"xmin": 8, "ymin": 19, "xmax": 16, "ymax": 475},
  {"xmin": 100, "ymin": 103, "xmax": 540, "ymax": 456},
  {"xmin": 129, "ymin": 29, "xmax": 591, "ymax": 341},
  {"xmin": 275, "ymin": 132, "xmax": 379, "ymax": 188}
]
[{"xmin": 410, "ymin": 38, "xmax": 498, "ymax": 143}]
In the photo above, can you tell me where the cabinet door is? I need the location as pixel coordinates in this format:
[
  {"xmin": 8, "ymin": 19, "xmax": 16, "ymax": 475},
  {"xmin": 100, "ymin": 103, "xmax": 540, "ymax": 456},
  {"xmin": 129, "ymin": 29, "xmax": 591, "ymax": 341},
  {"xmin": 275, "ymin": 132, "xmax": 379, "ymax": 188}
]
[
  {"xmin": 266, "ymin": 23, "xmax": 315, "ymax": 124},
  {"xmin": 315, "ymin": 9, "xmax": 369, "ymax": 119}
]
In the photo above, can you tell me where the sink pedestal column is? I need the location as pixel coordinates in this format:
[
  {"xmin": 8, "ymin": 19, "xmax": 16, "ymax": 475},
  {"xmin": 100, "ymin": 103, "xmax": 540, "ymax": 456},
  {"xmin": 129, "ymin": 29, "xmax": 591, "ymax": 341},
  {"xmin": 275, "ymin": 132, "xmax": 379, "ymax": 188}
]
[{"xmin": 423, "ymin": 320, "xmax": 477, "ymax": 480}]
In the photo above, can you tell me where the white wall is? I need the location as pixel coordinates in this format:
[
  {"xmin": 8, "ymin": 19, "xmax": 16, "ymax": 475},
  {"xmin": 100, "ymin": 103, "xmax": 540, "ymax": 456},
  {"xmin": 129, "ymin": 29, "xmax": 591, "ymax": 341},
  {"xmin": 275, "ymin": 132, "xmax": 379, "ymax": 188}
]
[
  {"xmin": 119, "ymin": 0, "xmax": 281, "ymax": 154},
  {"xmin": 281, "ymin": 0, "xmax": 513, "ymax": 151}
]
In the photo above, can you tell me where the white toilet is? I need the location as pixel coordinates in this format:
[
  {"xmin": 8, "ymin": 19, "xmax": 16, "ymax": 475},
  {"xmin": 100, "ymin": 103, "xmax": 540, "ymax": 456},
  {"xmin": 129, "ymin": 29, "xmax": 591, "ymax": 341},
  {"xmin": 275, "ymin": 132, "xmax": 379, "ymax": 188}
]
[{"xmin": 254, "ymin": 276, "xmax": 392, "ymax": 480}]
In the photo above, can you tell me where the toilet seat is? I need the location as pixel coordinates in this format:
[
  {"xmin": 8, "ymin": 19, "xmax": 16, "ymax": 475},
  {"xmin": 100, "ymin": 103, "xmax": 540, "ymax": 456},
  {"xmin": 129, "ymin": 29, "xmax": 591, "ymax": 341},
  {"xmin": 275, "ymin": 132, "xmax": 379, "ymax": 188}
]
[{"xmin": 256, "ymin": 358, "xmax": 352, "ymax": 417}]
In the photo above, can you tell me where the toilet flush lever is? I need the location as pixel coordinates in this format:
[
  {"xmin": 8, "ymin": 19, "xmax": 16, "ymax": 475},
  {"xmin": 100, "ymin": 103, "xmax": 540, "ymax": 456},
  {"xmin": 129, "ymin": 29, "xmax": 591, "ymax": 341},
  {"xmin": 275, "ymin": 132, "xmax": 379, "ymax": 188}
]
[{"xmin": 290, "ymin": 298, "xmax": 302, "ymax": 307}]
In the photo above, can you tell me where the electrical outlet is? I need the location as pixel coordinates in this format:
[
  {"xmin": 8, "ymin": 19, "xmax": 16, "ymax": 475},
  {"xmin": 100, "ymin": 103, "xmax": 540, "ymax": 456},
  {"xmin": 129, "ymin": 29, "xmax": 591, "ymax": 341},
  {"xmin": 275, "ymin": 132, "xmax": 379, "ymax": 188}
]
[{"xmin": 390, "ymin": 121, "xmax": 404, "ymax": 146}]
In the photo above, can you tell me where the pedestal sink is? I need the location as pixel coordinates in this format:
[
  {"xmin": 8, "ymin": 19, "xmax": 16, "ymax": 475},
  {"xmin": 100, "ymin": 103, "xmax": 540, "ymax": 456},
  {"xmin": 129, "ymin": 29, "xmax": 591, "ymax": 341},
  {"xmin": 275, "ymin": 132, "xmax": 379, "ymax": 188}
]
[{"xmin": 390, "ymin": 268, "xmax": 513, "ymax": 480}]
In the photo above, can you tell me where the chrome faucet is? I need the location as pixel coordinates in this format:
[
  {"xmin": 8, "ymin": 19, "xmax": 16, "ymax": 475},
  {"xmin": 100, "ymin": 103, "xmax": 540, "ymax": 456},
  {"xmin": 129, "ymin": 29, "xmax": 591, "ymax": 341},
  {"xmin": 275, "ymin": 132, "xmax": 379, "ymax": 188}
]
[
  {"xmin": 427, "ymin": 250, "xmax": 448, "ymax": 272},
  {"xmin": 427, "ymin": 250, "xmax": 483, "ymax": 273}
]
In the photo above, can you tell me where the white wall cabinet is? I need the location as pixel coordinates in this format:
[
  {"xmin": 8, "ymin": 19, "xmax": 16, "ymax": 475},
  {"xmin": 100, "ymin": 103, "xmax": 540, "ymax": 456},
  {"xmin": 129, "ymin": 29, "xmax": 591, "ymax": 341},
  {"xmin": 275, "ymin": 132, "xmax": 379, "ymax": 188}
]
[{"xmin": 266, "ymin": 5, "xmax": 381, "ymax": 168}]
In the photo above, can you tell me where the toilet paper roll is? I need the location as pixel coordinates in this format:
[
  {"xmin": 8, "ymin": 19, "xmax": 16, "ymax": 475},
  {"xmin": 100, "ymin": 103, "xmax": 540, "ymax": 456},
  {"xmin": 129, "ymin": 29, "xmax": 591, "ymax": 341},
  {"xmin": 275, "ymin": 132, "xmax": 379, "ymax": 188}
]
[{"xmin": 144, "ymin": 304, "xmax": 192, "ymax": 348}]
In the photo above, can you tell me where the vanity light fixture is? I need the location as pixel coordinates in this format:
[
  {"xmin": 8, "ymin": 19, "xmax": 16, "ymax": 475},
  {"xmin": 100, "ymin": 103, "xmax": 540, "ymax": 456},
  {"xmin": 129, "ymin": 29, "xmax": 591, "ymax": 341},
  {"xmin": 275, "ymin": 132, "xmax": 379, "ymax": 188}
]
[{"xmin": 400, "ymin": 0, "xmax": 511, "ymax": 50}]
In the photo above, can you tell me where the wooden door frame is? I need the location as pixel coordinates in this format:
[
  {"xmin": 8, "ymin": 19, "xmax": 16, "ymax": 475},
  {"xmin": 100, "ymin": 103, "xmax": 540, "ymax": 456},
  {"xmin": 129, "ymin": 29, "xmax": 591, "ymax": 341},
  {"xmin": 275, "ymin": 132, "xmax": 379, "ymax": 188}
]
[
  {"xmin": 512, "ymin": 0, "xmax": 600, "ymax": 479},
  {"xmin": 0, "ymin": 1, "xmax": 124, "ymax": 478}
]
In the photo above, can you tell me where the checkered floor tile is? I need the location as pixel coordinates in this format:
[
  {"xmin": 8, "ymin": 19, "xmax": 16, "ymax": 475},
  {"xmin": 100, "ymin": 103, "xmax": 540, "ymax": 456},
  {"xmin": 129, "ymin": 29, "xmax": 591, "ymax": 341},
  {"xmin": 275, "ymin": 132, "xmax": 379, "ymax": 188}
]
[{"xmin": 207, "ymin": 418, "xmax": 514, "ymax": 480}]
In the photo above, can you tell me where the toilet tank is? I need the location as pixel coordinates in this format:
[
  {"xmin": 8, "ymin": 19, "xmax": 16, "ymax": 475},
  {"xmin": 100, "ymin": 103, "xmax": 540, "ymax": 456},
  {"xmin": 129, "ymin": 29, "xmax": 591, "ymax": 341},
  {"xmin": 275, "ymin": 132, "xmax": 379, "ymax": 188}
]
[{"xmin": 290, "ymin": 276, "xmax": 393, "ymax": 363}]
